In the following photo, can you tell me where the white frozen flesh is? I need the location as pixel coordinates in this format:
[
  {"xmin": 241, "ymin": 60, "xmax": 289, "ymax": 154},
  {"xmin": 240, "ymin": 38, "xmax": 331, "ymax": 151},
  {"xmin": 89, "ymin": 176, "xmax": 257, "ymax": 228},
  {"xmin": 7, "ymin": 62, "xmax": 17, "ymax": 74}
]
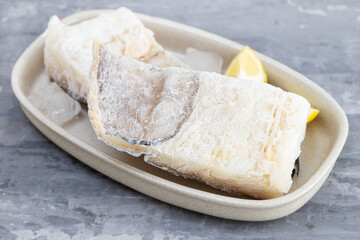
[
  {"xmin": 89, "ymin": 45, "xmax": 310, "ymax": 199},
  {"xmin": 44, "ymin": 7, "xmax": 187, "ymax": 101}
]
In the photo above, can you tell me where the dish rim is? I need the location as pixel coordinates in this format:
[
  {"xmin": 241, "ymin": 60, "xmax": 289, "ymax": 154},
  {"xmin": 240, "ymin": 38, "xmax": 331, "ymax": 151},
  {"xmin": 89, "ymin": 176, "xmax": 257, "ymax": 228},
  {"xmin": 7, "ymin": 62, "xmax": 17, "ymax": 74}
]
[{"xmin": 11, "ymin": 9, "xmax": 349, "ymax": 210}]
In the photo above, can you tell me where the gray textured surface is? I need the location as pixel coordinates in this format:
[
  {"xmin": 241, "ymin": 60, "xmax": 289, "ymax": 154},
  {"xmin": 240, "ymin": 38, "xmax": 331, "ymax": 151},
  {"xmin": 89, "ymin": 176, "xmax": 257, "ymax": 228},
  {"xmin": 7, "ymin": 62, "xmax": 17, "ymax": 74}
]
[{"xmin": 1, "ymin": 0, "xmax": 359, "ymax": 239}]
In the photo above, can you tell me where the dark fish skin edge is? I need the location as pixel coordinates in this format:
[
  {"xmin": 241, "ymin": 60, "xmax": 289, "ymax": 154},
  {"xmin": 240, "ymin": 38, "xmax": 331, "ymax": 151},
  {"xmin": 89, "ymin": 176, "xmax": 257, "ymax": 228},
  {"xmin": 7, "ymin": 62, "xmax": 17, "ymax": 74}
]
[{"xmin": 291, "ymin": 158, "xmax": 300, "ymax": 179}]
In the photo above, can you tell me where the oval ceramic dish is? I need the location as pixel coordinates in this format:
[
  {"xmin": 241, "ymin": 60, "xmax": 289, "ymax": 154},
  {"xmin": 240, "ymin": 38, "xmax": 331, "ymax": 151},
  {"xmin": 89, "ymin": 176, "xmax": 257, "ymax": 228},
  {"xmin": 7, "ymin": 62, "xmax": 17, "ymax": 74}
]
[{"xmin": 11, "ymin": 10, "xmax": 348, "ymax": 221}]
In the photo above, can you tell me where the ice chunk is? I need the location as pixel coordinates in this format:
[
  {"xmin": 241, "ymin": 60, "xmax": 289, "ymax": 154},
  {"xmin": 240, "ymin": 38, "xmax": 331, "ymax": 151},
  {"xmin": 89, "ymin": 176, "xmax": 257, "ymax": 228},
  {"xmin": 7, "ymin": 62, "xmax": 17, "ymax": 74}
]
[
  {"xmin": 28, "ymin": 81, "xmax": 81, "ymax": 125},
  {"xmin": 92, "ymin": 44, "xmax": 199, "ymax": 146},
  {"xmin": 146, "ymin": 51, "xmax": 191, "ymax": 69},
  {"xmin": 181, "ymin": 47, "xmax": 223, "ymax": 73}
]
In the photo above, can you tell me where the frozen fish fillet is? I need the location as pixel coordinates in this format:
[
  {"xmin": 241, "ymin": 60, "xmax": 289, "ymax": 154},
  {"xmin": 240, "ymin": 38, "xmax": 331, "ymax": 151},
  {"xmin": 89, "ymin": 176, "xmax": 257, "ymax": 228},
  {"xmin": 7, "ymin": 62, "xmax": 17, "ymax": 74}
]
[
  {"xmin": 44, "ymin": 8, "xmax": 188, "ymax": 101},
  {"xmin": 89, "ymin": 44, "xmax": 310, "ymax": 199}
]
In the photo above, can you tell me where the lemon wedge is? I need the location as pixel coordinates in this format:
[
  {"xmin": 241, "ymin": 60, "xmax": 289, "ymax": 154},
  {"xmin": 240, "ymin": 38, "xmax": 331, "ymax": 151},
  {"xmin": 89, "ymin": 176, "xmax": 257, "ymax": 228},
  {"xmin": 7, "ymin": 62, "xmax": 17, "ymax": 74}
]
[
  {"xmin": 307, "ymin": 107, "xmax": 319, "ymax": 123},
  {"xmin": 225, "ymin": 45, "xmax": 268, "ymax": 83}
]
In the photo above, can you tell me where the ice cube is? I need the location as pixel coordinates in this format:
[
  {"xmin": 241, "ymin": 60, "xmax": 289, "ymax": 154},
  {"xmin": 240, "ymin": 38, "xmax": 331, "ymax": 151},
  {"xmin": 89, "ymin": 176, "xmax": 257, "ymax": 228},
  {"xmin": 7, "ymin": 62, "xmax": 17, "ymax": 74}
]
[
  {"xmin": 181, "ymin": 47, "xmax": 223, "ymax": 73},
  {"xmin": 28, "ymin": 81, "xmax": 81, "ymax": 125}
]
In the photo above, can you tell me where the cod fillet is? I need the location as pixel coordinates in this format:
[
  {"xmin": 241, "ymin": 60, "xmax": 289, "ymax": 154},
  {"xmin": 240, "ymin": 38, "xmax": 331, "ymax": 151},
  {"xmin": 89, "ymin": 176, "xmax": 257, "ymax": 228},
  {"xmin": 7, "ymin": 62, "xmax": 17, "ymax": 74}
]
[
  {"xmin": 89, "ymin": 43, "xmax": 310, "ymax": 199},
  {"xmin": 44, "ymin": 7, "xmax": 188, "ymax": 101}
]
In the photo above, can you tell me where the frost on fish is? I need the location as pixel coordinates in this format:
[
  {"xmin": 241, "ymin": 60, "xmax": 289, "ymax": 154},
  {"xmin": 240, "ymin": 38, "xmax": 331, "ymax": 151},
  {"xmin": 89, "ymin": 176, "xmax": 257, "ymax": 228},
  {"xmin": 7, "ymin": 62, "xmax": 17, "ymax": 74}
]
[{"xmin": 94, "ymin": 44, "xmax": 199, "ymax": 146}]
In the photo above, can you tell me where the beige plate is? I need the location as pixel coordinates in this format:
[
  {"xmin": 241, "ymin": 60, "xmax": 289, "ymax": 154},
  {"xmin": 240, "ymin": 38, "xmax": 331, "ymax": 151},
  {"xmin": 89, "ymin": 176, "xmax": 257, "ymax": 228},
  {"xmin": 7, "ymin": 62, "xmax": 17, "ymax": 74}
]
[{"xmin": 11, "ymin": 10, "xmax": 348, "ymax": 221}]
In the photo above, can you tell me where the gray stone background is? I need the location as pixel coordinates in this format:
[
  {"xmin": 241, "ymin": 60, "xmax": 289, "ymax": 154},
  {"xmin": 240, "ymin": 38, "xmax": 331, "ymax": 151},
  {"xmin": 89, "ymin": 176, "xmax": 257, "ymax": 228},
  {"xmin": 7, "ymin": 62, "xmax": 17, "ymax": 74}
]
[{"xmin": 0, "ymin": 0, "xmax": 359, "ymax": 239}]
